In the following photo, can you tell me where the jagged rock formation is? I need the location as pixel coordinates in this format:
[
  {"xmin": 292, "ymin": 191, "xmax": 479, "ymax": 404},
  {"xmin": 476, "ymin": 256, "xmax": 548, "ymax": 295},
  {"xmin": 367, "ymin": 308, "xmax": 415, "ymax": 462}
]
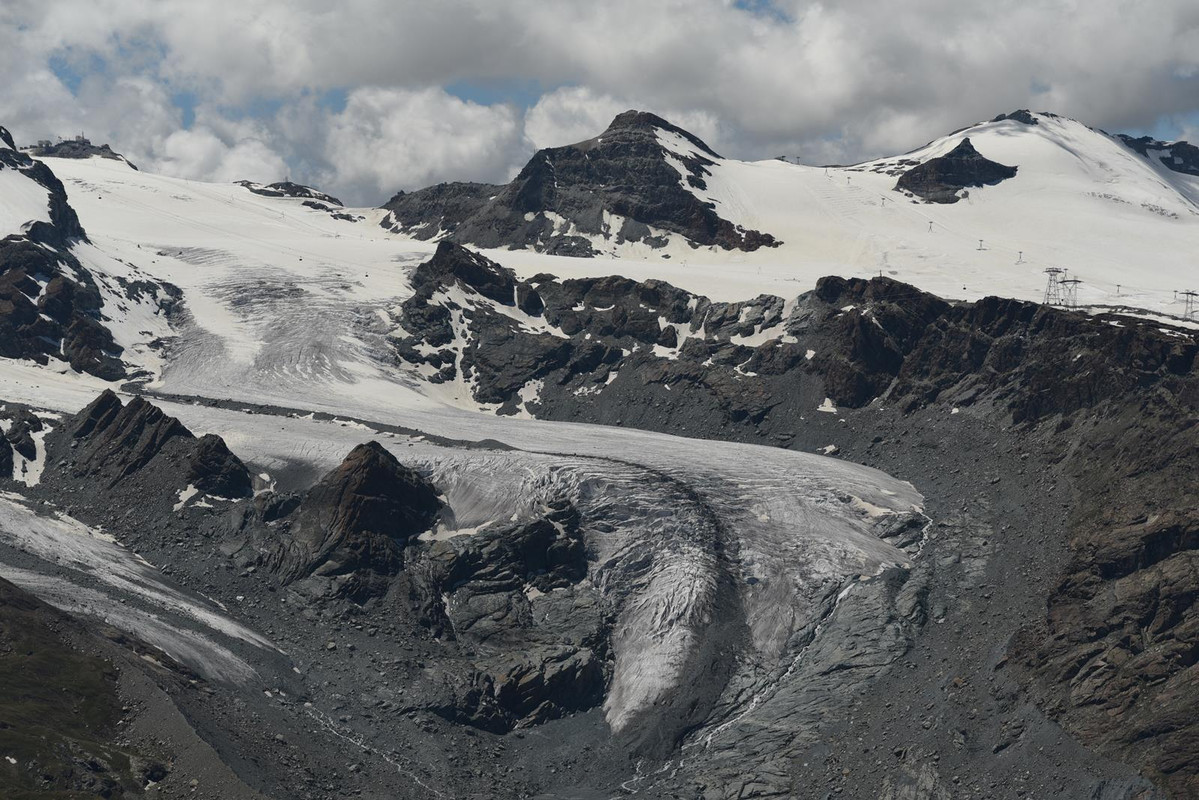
[
  {"xmin": 381, "ymin": 110, "xmax": 779, "ymax": 254},
  {"xmin": 0, "ymin": 238, "xmax": 127, "ymax": 379},
  {"xmin": 48, "ymin": 390, "xmax": 251, "ymax": 500},
  {"xmin": 394, "ymin": 240, "xmax": 808, "ymax": 421},
  {"xmin": 1118, "ymin": 134, "xmax": 1199, "ymax": 177},
  {"xmin": 252, "ymin": 441, "xmax": 441, "ymax": 599},
  {"xmin": 895, "ymin": 137, "xmax": 1018, "ymax": 203},
  {"xmin": 0, "ymin": 129, "xmax": 135, "ymax": 379}
]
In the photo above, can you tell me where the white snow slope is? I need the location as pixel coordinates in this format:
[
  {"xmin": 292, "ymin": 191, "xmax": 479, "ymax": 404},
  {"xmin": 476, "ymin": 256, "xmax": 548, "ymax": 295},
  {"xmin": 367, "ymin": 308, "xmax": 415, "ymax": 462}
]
[{"xmin": 500, "ymin": 111, "xmax": 1199, "ymax": 319}]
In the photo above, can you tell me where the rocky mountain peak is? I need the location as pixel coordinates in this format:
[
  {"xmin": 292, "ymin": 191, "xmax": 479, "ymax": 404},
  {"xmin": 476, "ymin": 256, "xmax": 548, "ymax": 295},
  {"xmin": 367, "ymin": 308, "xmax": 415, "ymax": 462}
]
[
  {"xmin": 64, "ymin": 390, "xmax": 251, "ymax": 496},
  {"xmin": 381, "ymin": 110, "xmax": 776, "ymax": 255},
  {"xmin": 262, "ymin": 440, "xmax": 442, "ymax": 598},
  {"xmin": 895, "ymin": 136, "xmax": 1018, "ymax": 203},
  {"xmin": 593, "ymin": 109, "xmax": 722, "ymax": 158},
  {"xmin": 0, "ymin": 125, "xmax": 14, "ymax": 150},
  {"xmin": 991, "ymin": 109, "xmax": 1041, "ymax": 125}
]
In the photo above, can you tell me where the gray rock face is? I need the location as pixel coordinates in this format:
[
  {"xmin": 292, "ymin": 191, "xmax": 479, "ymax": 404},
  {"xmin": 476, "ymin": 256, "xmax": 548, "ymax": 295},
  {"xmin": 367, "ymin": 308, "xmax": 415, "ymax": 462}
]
[
  {"xmin": 394, "ymin": 241, "xmax": 816, "ymax": 426},
  {"xmin": 381, "ymin": 110, "xmax": 779, "ymax": 254},
  {"xmin": 48, "ymin": 390, "xmax": 252, "ymax": 502},
  {"xmin": 1118, "ymin": 134, "xmax": 1199, "ymax": 177},
  {"xmin": 894, "ymin": 137, "xmax": 1018, "ymax": 203},
  {"xmin": 0, "ymin": 132, "xmax": 139, "ymax": 380},
  {"xmin": 254, "ymin": 441, "xmax": 442, "ymax": 600},
  {"xmin": 236, "ymin": 180, "xmax": 343, "ymax": 206}
]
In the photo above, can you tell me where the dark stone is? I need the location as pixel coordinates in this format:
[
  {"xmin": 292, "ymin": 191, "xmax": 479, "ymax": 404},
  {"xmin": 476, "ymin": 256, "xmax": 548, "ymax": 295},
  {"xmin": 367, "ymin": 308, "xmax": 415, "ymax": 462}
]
[
  {"xmin": 262, "ymin": 441, "xmax": 442, "ymax": 599},
  {"xmin": 1118, "ymin": 134, "xmax": 1199, "ymax": 177},
  {"xmin": 236, "ymin": 180, "xmax": 342, "ymax": 206},
  {"xmin": 5, "ymin": 409, "xmax": 43, "ymax": 461},
  {"xmin": 381, "ymin": 110, "xmax": 779, "ymax": 253},
  {"xmin": 895, "ymin": 138, "xmax": 1018, "ymax": 203},
  {"xmin": 992, "ymin": 109, "xmax": 1040, "ymax": 126},
  {"xmin": 188, "ymin": 434, "xmax": 254, "ymax": 498}
]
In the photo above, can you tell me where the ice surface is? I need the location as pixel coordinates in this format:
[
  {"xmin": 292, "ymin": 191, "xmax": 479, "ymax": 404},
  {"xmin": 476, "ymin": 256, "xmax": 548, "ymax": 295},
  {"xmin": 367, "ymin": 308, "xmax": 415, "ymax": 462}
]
[{"xmin": 0, "ymin": 495, "xmax": 277, "ymax": 683}]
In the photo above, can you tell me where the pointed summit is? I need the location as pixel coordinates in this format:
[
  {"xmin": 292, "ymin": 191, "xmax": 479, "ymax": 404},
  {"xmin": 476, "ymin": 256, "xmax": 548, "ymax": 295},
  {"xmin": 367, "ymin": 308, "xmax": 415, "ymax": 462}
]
[
  {"xmin": 895, "ymin": 136, "xmax": 1018, "ymax": 203},
  {"xmin": 381, "ymin": 110, "xmax": 775, "ymax": 255}
]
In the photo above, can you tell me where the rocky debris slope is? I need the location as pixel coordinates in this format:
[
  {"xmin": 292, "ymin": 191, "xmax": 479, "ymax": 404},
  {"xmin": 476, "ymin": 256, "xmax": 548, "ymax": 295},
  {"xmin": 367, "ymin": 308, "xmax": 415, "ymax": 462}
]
[
  {"xmin": 381, "ymin": 110, "xmax": 779, "ymax": 254},
  {"xmin": 203, "ymin": 432, "xmax": 609, "ymax": 734},
  {"xmin": 395, "ymin": 247, "xmax": 1198, "ymax": 796},
  {"xmin": 894, "ymin": 137, "xmax": 1018, "ymax": 203},
  {"xmin": 0, "ymin": 575, "xmax": 165, "ymax": 797}
]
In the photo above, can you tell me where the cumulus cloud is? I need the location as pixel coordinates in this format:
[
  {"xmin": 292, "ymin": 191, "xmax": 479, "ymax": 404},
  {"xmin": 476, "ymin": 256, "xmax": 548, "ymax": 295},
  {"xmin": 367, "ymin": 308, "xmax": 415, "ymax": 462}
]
[
  {"xmin": 1, "ymin": 0, "xmax": 1197, "ymax": 203},
  {"xmin": 316, "ymin": 87, "xmax": 526, "ymax": 202}
]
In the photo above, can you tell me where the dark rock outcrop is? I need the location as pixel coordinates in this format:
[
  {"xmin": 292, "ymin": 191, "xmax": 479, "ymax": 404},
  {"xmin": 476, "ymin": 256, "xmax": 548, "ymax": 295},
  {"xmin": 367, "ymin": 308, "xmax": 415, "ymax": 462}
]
[
  {"xmin": 237, "ymin": 180, "xmax": 343, "ymax": 206},
  {"xmin": 257, "ymin": 441, "xmax": 441, "ymax": 599},
  {"xmin": 0, "ymin": 128, "xmax": 129, "ymax": 380},
  {"xmin": 53, "ymin": 390, "xmax": 252, "ymax": 501},
  {"xmin": 1118, "ymin": 134, "xmax": 1199, "ymax": 177},
  {"xmin": 992, "ymin": 109, "xmax": 1041, "ymax": 126},
  {"xmin": 382, "ymin": 110, "xmax": 779, "ymax": 253},
  {"xmin": 895, "ymin": 137, "xmax": 1018, "ymax": 203},
  {"xmin": 0, "ymin": 434, "xmax": 11, "ymax": 479},
  {"xmin": 381, "ymin": 182, "xmax": 499, "ymax": 240},
  {"xmin": 5, "ymin": 408, "xmax": 43, "ymax": 461},
  {"xmin": 27, "ymin": 138, "xmax": 138, "ymax": 170},
  {"xmin": 0, "ymin": 238, "xmax": 125, "ymax": 379},
  {"xmin": 394, "ymin": 241, "xmax": 808, "ymax": 419}
]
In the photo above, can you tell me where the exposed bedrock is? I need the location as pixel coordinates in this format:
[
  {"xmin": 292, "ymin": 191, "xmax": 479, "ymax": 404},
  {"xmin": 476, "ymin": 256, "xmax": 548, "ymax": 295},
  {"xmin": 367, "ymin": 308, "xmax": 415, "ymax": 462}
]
[
  {"xmin": 894, "ymin": 137, "xmax": 1018, "ymax": 203},
  {"xmin": 381, "ymin": 110, "xmax": 779, "ymax": 253},
  {"xmin": 394, "ymin": 244, "xmax": 1198, "ymax": 795}
]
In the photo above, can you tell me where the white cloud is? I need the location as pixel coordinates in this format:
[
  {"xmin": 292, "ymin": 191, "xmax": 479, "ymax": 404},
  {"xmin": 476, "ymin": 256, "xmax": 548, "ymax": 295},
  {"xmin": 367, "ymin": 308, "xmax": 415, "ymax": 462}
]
[
  {"xmin": 0, "ymin": 0, "xmax": 1197, "ymax": 203},
  {"xmin": 316, "ymin": 87, "xmax": 526, "ymax": 203},
  {"xmin": 153, "ymin": 126, "xmax": 288, "ymax": 184}
]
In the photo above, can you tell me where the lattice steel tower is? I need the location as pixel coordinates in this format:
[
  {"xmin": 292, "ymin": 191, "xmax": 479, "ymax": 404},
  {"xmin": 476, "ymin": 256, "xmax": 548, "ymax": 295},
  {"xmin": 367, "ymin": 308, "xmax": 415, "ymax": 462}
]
[{"xmin": 1043, "ymin": 268, "xmax": 1065, "ymax": 306}]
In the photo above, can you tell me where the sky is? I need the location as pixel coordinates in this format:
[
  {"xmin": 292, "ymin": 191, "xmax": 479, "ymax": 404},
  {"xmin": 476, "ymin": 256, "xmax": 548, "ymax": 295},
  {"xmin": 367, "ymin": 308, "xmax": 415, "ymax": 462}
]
[{"xmin": 2, "ymin": 0, "xmax": 1198, "ymax": 206}]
